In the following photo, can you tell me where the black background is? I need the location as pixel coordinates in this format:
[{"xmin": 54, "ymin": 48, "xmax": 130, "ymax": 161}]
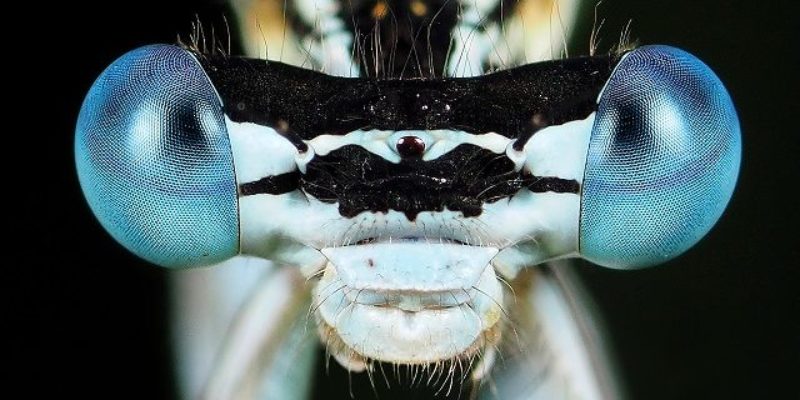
[{"xmin": 26, "ymin": 0, "xmax": 798, "ymax": 398}]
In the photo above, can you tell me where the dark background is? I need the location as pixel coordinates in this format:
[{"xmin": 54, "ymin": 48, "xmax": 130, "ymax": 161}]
[{"xmin": 27, "ymin": 0, "xmax": 797, "ymax": 398}]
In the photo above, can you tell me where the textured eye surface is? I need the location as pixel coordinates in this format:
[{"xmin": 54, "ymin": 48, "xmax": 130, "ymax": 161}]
[
  {"xmin": 580, "ymin": 45, "xmax": 741, "ymax": 269},
  {"xmin": 75, "ymin": 45, "xmax": 239, "ymax": 268}
]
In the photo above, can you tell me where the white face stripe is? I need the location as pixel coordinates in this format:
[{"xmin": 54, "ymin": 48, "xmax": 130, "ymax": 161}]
[
  {"xmin": 523, "ymin": 112, "xmax": 595, "ymax": 180},
  {"xmin": 226, "ymin": 118, "xmax": 299, "ymax": 183},
  {"xmin": 227, "ymin": 110, "xmax": 595, "ymax": 178},
  {"xmin": 307, "ymin": 129, "xmax": 512, "ymax": 162}
]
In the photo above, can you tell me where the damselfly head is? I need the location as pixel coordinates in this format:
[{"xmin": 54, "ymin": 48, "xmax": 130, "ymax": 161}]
[{"xmin": 76, "ymin": 42, "xmax": 739, "ymax": 369}]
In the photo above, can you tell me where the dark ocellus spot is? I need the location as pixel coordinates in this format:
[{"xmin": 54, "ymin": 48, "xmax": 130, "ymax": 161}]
[{"xmin": 396, "ymin": 136, "xmax": 426, "ymax": 158}]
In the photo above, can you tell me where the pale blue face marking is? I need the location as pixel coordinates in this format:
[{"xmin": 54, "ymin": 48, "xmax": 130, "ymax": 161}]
[
  {"xmin": 580, "ymin": 45, "xmax": 741, "ymax": 269},
  {"xmin": 75, "ymin": 45, "xmax": 239, "ymax": 268}
]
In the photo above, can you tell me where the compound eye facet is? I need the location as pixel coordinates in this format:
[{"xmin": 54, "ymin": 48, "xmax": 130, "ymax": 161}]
[
  {"xmin": 75, "ymin": 45, "xmax": 239, "ymax": 268},
  {"xmin": 580, "ymin": 45, "xmax": 741, "ymax": 269}
]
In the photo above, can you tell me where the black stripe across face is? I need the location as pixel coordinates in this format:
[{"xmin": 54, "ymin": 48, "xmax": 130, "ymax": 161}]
[
  {"xmin": 196, "ymin": 53, "xmax": 619, "ymax": 140},
  {"xmin": 243, "ymin": 144, "xmax": 579, "ymax": 220}
]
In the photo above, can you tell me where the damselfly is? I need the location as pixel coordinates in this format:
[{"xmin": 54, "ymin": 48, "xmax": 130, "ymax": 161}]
[{"xmin": 75, "ymin": 0, "xmax": 740, "ymax": 398}]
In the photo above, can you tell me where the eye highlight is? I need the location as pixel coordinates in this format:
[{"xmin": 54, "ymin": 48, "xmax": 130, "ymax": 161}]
[
  {"xmin": 580, "ymin": 45, "xmax": 741, "ymax": 269},
  {"xmin": 75, "ymin": 45, "xmax": 239, "ymax": 268}
]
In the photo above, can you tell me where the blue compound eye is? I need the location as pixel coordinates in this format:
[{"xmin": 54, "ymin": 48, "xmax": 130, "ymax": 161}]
[
  {"xmin": 579, "ymin": 45, "xmax": 741, "ymax": 269},
  {"xmin": 75, "ymin": 45, "xmax": 239, "ymax": 268}
]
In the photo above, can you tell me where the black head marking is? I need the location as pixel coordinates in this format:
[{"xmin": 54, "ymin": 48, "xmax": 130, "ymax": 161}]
[
  {"xmin": 296, "ymin": 144, "xmax": 579, "ymax": 220},
  {"xmin": 198, "ymin": 53, "xmax": 619, "ymax": 139}
]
